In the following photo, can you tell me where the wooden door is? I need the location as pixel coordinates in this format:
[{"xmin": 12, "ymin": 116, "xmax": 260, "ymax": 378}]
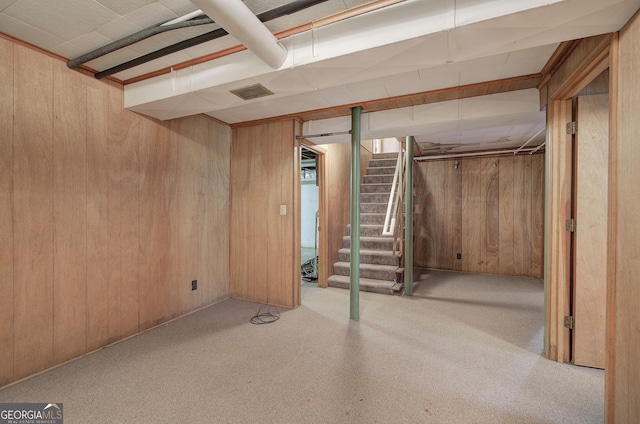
[{"xmin": 572, "ymin": 93, "xmax": 609, "ymax": 368}]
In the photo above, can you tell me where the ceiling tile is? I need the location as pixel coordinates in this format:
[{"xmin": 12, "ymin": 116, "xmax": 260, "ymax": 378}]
[
  {"xmin": 50, "ymin": 31, "xmax": 114, "ymax": 60},
  {"xmin": 96, "ymin": 2, "xmax": 176, "ymax": 40},
  {"xmin": 0, "ymin": 0, "xmax": 17, "ymax": 12},
  {"xmin": 0, "ymin": 13, "xmax": 64, "ymax": 51},
  {"xmin": 95, "ymin": 0, "xmax": 155, "ymax": 16},
  {"xmin": 157, "ymin": 0, "xmax": 199, "ymax": 16},
  {"xmin": 3, "ymin": 0, "xmax": 120, "ymax": 40}
]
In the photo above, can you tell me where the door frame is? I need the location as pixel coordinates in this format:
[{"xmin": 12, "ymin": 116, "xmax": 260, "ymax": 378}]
[
  {"xmin": 544, "ymin": 35, "xmax": 612, "ymax": 363},
  {"xmin": 299, "ymin": 140, "xmax": 329, "ymax": 289}
]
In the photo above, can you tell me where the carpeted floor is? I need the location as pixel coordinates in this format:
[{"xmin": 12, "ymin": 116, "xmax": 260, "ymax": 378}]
[{"xmin": 0, "ymin": 269, "xmax": 603, "ymax": 423}]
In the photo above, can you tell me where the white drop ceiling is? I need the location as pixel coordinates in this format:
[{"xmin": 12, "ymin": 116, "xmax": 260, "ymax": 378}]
[{"xmin": 1, "ymin": 0, "xmax": 638, "ymax": 154}]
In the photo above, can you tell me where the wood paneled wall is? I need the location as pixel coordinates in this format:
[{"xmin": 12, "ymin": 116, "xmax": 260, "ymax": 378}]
[
  {"xmin": 324, "ymin": 143, "xmax": 373, "ymax": 286},
  {"xmin": 414, "ymin": 155, "xmax": 544, "ymax": 278},
  {"xmin": 610, "ymin": 11, "xmax": 640, "ymax": 423},
  {"xmin": 230, "ymin": 121, "xmax": 300, "ymax": 308},
  {"xmin": 0, "ymin": 39, "xmax": 230, "ymax": 387}
]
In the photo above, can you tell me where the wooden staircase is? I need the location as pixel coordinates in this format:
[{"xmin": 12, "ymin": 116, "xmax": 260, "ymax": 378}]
[{"xmin": 327, "ymin": 152, "xmax": 403, "ymax": 295}]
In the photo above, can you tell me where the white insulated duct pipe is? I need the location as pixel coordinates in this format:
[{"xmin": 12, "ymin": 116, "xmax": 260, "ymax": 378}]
[
  {"xmin": 189, "ymin": 0, "xmax": 288, "ymax": 69},
  {"xmin": 161, "ymin": 10, "xmax": 205, "ymax": 26}
]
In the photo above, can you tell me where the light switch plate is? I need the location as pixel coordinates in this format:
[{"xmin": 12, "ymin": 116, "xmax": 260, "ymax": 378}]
[{"xmin": 280, "ymin": 205, "xmax": 286, "ymax": 215}]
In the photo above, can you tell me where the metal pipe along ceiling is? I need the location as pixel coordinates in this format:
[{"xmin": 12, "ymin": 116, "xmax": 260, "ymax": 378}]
[
  {"xmin": 93, "ymin": 0, "xmax": 329, "ymax": 79},
  {"xmin": 190, "ymin": 0, "xmax": 287, "ymax": 69},
  {"xmin": 67, "ymin": 16, "xmax": 214, "ymax": 69}
]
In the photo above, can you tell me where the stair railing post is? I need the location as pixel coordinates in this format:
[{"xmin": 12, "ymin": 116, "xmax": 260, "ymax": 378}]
[
  {"xmin": 350, "ymin": 106, "xmax": 362, "ymax": 320},
  {"xmin": 404, "ymin": 136, "xmax": 414, "ymax": 296}
]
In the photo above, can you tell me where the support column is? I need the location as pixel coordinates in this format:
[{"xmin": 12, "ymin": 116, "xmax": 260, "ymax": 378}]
[
  {"xmin": 404, "ymin": 136, "xmax": 414, "ymax": 296},
  {"xmin": 350, "ymin": 106, "xmax": 362, "ymax": 320}
]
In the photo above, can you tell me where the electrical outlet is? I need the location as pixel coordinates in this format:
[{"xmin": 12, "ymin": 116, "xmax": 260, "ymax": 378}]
[
  {"xmin": 191, "ymin": 280, "xmax": 197, "ymax": 291},
  {"xmin": 456, "ymin": 253, "xmax": 462, "ymax": 260}
]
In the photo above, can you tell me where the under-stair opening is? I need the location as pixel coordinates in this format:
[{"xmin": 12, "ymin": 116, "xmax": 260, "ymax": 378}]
[{"xmin": 301, "ymin": 147, "xmax": 319, "ymax": 283}]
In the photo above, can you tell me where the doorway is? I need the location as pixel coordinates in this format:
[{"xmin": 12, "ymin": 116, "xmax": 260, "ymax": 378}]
[
  {"xmin": 301, "ymin": 147, "xmax": 318, "ymax": 282},
  {"xmin": 299, "ymin": 143, "xmax": 328, "ymax": 289},
  {"xmin": 570, "ymin": 70, "xmax": 610, "ymax": 369}
]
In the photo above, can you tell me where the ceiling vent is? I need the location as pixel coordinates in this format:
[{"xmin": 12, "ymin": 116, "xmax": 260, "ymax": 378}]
[{"xmin": 230, "ymin": 84, "xmax": 274, "ymax": 101}]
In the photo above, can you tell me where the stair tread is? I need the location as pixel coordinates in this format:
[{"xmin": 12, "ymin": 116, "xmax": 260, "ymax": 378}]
[
  {"xmin": 327, "ymin": 275, "xmax": 396, "ymax": 294},
  {"xmin": 338, "ymin": 248, "xmax": 395, "ymax": 256},
  {"xmin": 344, "ymin": 235, "xmax": 395, "ymax": 241},
  {"xmin": 333, "ymin": 261, "xmax": 398, "ymax": 271}
]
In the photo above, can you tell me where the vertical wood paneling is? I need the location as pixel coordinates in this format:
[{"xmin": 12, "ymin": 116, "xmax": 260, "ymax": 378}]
[
  {"xmin": 428, "ymin": 161, "xmax": 442, "ymax": 269},
  {"xmin": 86, "ymin": 78, "xmax": 110, "ymax": 352},
  {"xmin": 513, "ymin": 156, "xmax": 527, "ymax": 276},
  {"xmin": 531, "ymin": 154, "xmax": 545, "ymax": 278},
  {"xmin": 422, "ymin": 162, "xmax": 443, "ymax": 268},
  {"xmin": 252, "ymin": 126, "xmax": 269, "ymax": 303},
  {"xmin": 461, "ymin": 161, "xmax": 471, "ymax": 271},
  {"xmin": 463, "ymin": 159, "xmax": 486, "ymax": 273},
  {"xmin": 293, "ymin": 122, "xmax": 302, "ymax": 304},
  {"xmin": 326, "ymin": 143, "xmax": 350, "ymax": 278},
  {"xmin": 171, "ymin": 116, "xmax": 204, "ymax": 312},
  {"xmin": 316, "ymin": 148, "xmax": 328, "ymax": 288},
  {"xmin": 13, "ymin": 46, "xmax": 55, "ymax": 380},
  {"xmin": 2, "ymin": 36, "xmax": 231, "ymax": 387},
  {"xmin": 120, "ymin": 105, "xmax": 139, "ymax": 337},
  {"xmin": 265, "ymin": 126, "xmax": 282, "ymax": 304},
  {"xmin": 573, "ymin": 93, "xmax": 609, "ymax": 369},
  {"xmin": 231, "ymin": 121, "xmax": 297, "ymax": 308},
  {"xmin": 0, "ymin": 38, "xmax": 14, "ymax": 387},
  {"xmin": 229, "ymin": 127, "xmax": 251, "ymax": 301},
  {"xmin": 53, "ymin": 60, "xmax": 88, "ymax": 364},
  {"xmin": 522, "ymin": 156, "xmax": 533, "ymax": 276},
  {"xmin": 205, "ymin": 120, "xmax": 231, "ymax": 302},
  {"xmin": 613, "ymin": 13, "xmax": 640, "ymax": 422},
  {"xmin": 107, "ymin": 79, "xmax": 123, "ymax": 343},
  {"xmin": 414, "ymin": 155, "xmax": 543, "ymax": 278},
  {"xmin": 268, "ymin": 121, "xmax": 294, "ymax": 305},
  {"xmin": 413, "ymin": 161, "xmax": 429, "ymax": 267},
  {"xmin": 138, "ymin": 116, "xmax": 172, "ymax": 328},
  {"xmin": 498, "ymin": 158, "xmax": 514, "ymax": 275},
  {"xmin": 485, "ymin": 159, "xmax": 500, "ymax": 274},
  {"xmin": 449, "ymin": 161, "xmax": 462, "ymax": 272}
]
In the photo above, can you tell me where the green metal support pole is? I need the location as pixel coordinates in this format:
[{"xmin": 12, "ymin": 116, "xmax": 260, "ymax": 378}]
[
  {"xmin": 350, "ymin": 106, "xmax": 362, "ymax": 320},
  {"xmin": 404, "ymin": 136, "xmax": 414, "ymax": 296}
]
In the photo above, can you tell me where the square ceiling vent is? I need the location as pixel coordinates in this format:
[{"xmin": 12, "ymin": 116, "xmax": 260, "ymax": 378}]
[{"xmin": 230, "ymin": 83, "xmax": 274, "ymax": 100}]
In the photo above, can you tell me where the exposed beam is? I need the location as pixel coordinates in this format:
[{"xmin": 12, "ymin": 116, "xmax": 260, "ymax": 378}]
[
  {"xmin": 123, "ymin": 0, "xmax": 404, "ymax": 85},
  {"xmin": 231, "ymin": 73, "xmax": 542, "ymax": 128}
]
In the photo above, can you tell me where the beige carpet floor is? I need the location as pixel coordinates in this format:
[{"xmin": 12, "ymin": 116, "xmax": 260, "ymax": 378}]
[{"xmin": 0, "ymin": 269, "xmax": 603, "ymax": 423}]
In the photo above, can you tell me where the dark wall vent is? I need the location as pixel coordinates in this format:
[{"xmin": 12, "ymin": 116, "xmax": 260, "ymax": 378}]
[{"xmin": 230, "ymin": 83, "xmax": 274, "ymax": 100}]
